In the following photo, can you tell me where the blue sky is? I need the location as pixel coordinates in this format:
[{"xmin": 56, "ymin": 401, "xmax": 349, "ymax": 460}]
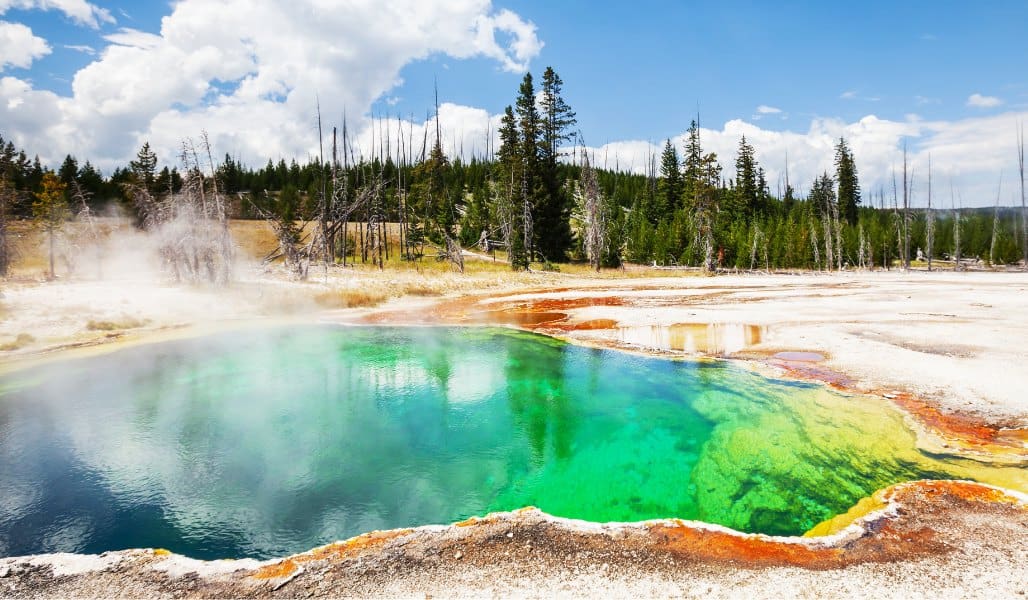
[
  {"xmin": 379, "ymin": 0, "xmax": 1027, "ymax": 141},
  {"xmin": 0, "ymin": 0, "xmax": 1025, "ymax": 204}
]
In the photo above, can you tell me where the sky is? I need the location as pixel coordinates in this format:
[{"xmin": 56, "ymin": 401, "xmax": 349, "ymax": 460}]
[{"xmin": 1, "ymin": 0, "xmax": 1026, "ymax": 206}]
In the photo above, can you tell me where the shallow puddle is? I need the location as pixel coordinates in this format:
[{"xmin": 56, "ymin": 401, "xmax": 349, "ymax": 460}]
[
  {"xmin": 617, "ymin": 323, "xmax": 765, "ymax": 355},
  {"xmin": 0, "ymin": 326, "xmax": 1022, "ymax": 561}
]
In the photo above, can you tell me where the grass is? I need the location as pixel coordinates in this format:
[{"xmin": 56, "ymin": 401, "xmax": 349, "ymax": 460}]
[
  {"xmin": 86, "ymin": 317, "xmax": 151, "ymax": 331},
  {"xmin": 0, "ymin": 333, "xmax": 35, "ymax": 351},
  {"xmin": 312, "ymin": 288, "xmax": 390, "ymax": 309},
  {"xmin": 5, "ymin": 217, "xmax": 713, "ymax": 302}
]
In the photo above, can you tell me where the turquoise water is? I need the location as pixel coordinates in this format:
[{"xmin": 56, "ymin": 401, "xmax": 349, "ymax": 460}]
[{"xmin": 0, "ymin": 326, "xmax": 1021, "ymax": 560}]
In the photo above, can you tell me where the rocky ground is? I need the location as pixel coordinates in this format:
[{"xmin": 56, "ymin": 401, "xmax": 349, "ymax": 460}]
[{"xmin": 0, "ymin": 481, "xmax": 1024, "ymax": 598}]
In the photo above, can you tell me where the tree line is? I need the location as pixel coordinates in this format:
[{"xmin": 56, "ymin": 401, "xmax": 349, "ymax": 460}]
[{"xmin": 1, "ymin": 69, "xmax": 1026, "ymax": 277}]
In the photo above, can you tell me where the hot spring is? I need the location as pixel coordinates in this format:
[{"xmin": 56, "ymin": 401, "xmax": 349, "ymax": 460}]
[{"xmin": 0, "ymin": 326, "xmax": 1022, "ymax": 560}]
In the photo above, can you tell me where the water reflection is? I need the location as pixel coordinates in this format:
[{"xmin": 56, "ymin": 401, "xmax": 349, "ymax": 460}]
[
  {"xmin": 617, "ymin": 323, "xmax": 764, "ymax": 355},
  {"xmin": 0, "ymin": 326, "xmax": 1021, "ymax": 560}
]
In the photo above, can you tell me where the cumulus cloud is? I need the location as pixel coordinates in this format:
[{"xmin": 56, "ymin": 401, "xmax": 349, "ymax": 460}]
[
  {"xmin": 0, "ymin": 20, "xmax": 50, "ymax": 70},
  {"xmin": 756, "ymin": 105, "xmax": 781, "ymax": 114},
  {"xmin": 966, "ymin": 93, "xmax": 1002, "ymax": 108},
  {"xmin": 579, "ymin": 111, "xmax": 1028, "ymax": 208},
  {"xmin": 0, "ymin": 0, "xmax": 542, "ymax": 172},
  {"xmin": 0, "ymin": 0, "xmax": 113, "ymax": 29}
]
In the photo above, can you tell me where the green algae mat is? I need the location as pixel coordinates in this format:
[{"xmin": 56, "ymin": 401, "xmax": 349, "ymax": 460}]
[{"xmin": 0, "ymin": 326, "xmax": 1023, "ymax": 560}]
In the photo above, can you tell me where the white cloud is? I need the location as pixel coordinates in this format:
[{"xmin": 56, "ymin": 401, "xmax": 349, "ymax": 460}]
[
  {"xmin": 0, "ymin": 20, "xmax": 49, "ymax": 70},
  {"xmin": 966, "ymin": 93, "xmax": 1002, "ymax": 108},
  {"xmin": 579, "ymin": 111, "xmax": 1028, "ymax": 208},
  {"xmin": 63, "ymin": 43, "xmax": 95, "ymax": 55},
  {"xmin": 0, "ymin": 0, "xmax": 113, "ymax": 29},
  {"xmin": 756, "ymin": 105, "xmax": 781, "ymax": 114},
  {"xmin": 840, "ymin": 90, "xmax": 857, "ymax": 100},
  {"xmin": 102, "ymin": 27, "xmax": 161, "ymax": 49},
  {"xmin": 0, "ymin": 0, "xmax": 541, "ymax": 172}
]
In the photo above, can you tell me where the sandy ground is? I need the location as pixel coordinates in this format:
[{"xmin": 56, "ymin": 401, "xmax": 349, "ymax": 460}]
[{"xmin": 2, "ymin": 264, "xmax": 1027, "ymax": 597}]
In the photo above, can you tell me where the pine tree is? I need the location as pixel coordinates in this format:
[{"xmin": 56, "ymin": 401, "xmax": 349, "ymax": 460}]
[
  {"xmin": 657, "ymin": 139, "xmax": 682, "ymax": 217},
  {"xmin": 539, "ymin": 67, "xmax": 577, "ymax": 167},
  {"xmin": 57, "ymin": 155, "xmax": 79, "ymax": 196},
  {"xmin": 809, "ymin": 172, "xmax": 839, "ymax": 270},
  {"xmin": 514, "ymin": 72, "xmax": 540, "ymax": 262},
  {"xmin": 535, "ymin": 67, "xmax": 576, "ymax": 260},
  {"xmin": 835, "ymin": 137, "xmax": 861, "ymax": 225},
  {"xmin": 496, "ymin": 104, "xmax": 528, "ymax": 270},
  {"xmin": 734, "ymin": 135, "xmax": 759, "ymax": 218},
  {"xmin": 682, "ymin": 120, "xmax": 703, "ymax": 208},
  {"xmin": 130, "ymin": 142, "xmax": 159, "ymax": 195},
  {"xmin": 77, "ymin": 161, "xmax": 105, "ymax": 206}
]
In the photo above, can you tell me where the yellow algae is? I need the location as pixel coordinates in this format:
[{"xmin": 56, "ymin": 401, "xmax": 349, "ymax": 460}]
[
  {"xmin": 689, "ymin": 372, "xmax": 1027, "ymax": 536},
  {"xmin": 804, "ymin": 494, "xmax": 888, "ymax": 537}
]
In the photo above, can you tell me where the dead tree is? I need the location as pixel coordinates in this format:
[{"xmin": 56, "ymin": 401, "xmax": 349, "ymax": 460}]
[
  {"xmin": 580, "ymin": 147, "xmax": 605, "ymax": 271},
  {"xmin": 749, "ymin": 225, "xmax": 765, "ymax": 272},
  {"xmin": 926, "ymin": 157, "xmax": 934, "ymax": 271},
  {"xmin": 952, "ymin": 183, "xmax": 963, "ymax": 272},
  {"xmin": 809, "ymin": 217, "xmax": 821, "ymax": 271},
  {"xmin": 0, "ymin": 176, "xmax": 14, "ymax": 277},
  {"xmin": 1018, "ymin": 123, "xmax": 1026, "ymax": 269},
  {"xmin": 990, "ymin": 174, "xmax": 1002, "ymax": 266},
  {"xmin": 252, "ymin": 193, "xmax": 311, "ymax": 280},
  {"xmin": 72, "ymin": 181, "xmax": 104, "ymax": 279},
  {"xmin": 132, "ymin": 135, "xmax": 234, "ymax": 285},
  {"xmin": 901, "ymin": 144, "xmax": 912, "ymax": 270},
  {"xmin": 443, "ymin": 234, "xmax": 464, "ymax": 273},
  {"xmin": 892, "ymin": 173, "xmax": 903, "ymax": 270},
  {"xmin": 857, "ymin": 224, "xmax": 867, "ymax": 270}
]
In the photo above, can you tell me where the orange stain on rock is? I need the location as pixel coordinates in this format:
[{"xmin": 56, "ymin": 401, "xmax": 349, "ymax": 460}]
[
  {"xmin": 650, "ymin": 522, "xmax": 843, "ymax": 567},
  {"xmin": 252, "ymin": 558, "xmax": 298, "ymax": 580},
  {"xmin": 253, "ymin": 529, "xmax": 412, "ymax": 580},
  {"xmin": 886, "ymin": 391, "xmax": 1025, "ymax": 450},
  {"xmin": 899, "ymin": 479, "xmax": 1024, "ymax": 505}
]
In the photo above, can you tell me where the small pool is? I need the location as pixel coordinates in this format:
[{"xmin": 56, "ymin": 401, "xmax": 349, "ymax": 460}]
[{"xmin": 0, "ymin": 326, "xmax": 1022, "ymax": 560}]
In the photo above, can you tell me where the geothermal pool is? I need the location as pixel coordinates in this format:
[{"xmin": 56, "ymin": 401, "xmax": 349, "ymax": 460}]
[{"xmin": 0, "ymin": 326, "xmax": 1022, "ymax": 560}]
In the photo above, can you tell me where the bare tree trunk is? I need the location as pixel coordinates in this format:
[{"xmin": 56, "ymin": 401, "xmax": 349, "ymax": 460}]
[
  {"xmin": 926, "ymin": 157, "xmax": 934, "ymax": 272},
  {"xmin": 330, "ymin": 126, "xmax": 338, "ymax": 264},
  {"xmin": 858, "ymin": 224, "xmax": 866, "ymax": 270},
  {"xmin": 952, "ymin": 184, "xmax": 962, "ymax": 272},
  {"xmin": 580, "ymin": 148, "xmax": 604, "ymax": 271},
  {"xmin": 750, "ymin": 225, "xmax": 761, "ymax": 271},
  {"xmin": 902, "ymin": 144, "xmax": 911, "ymax": 271},
  {"xmin": 833, "ymin": 200, "xmax": 843, "ymax": 271},
  {"xmin": 810, "ymin": 218, "xmax": 821, "ymax": 271},
  {"xmin": 990, "ymin": 174, "xmax": 1002, "ymax": 267},
  {"xmin": 0, "ymin": 177, "xmax": 10, "ymax": 278},
  {"xmin": 1019, "ymin": 123, "xmax": 1026, "ymax": 270},
  {"xmin": 822, "ymin": 215, "xmax": 834, "ymax": 272}
]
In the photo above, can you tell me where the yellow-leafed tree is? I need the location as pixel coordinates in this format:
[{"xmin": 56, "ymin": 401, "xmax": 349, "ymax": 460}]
[{"xmin": 33, "ymin": 172, "xmax": 68, "ymax": 280}]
